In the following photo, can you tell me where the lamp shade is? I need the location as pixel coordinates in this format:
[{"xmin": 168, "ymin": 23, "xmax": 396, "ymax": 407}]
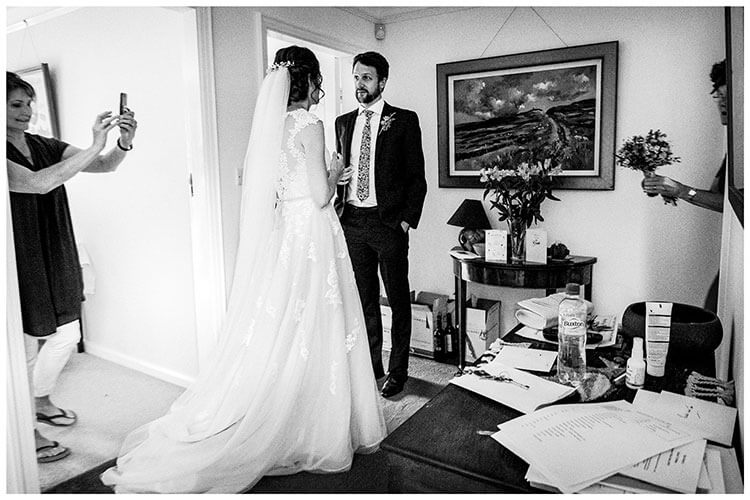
[{"xmin": 447, "ymin": 199, "xmax": 491, "ymax": 229}]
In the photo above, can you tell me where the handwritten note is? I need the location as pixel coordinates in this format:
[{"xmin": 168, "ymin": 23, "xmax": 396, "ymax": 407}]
[{"xmin": 632, "ymin": 390, "xmax": 737, "ymax": 446}]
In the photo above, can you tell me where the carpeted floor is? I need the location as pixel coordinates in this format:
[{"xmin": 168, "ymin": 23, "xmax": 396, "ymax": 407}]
[{"xmin": 42, "ymin": 350, "xmax": 457, "ymax": 493}]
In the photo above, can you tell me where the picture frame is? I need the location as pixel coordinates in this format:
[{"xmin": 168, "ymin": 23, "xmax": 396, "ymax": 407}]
[
  {"xmin": 16, "ymin": 63, "xmax": 60, "ymax": 139},
  {"xmin": 437, "ymin": 41, "xmax": 618, "ymax": 190}
]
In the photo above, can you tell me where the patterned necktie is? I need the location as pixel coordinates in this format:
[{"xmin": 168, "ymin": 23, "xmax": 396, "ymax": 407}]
[{"xmin": 356, "ymin": 110, "xmax": 374, "ymax": 202}]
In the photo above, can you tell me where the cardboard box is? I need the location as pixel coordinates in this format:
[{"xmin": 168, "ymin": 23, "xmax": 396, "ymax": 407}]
[
  {"xmin": 379, "ymin": 291, "xmax": 450, "ymax": 358},
  {"xmin": 464, "ymin": 297, "xmax": 502, "ymax": 362}
]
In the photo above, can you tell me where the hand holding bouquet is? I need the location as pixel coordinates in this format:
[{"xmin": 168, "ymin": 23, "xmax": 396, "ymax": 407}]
[{"xmin": 616, "ymin": 129, "xmax": 681, "ymax": 205}]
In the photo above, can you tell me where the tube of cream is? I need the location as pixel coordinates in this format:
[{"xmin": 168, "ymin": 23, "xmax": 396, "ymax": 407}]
[{"xmin": 645, "ymin": 301, "xmax": 673, "ymax": 377}]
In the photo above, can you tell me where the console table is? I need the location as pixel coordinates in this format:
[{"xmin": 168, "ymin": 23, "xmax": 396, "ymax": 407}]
[{"xmin": 452, "ymin": 255, "xmax": 597, "ymax": 370}]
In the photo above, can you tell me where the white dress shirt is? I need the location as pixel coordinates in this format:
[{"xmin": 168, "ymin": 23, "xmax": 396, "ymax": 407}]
[{"xmin": 346, "ymin": 98, "xmax": 384, "ymax": 207}]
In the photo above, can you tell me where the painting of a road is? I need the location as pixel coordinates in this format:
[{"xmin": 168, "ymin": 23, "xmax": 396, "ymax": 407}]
[{"xmin": 449, "ymin": 60, "xmax": 601, "ymax": 176}]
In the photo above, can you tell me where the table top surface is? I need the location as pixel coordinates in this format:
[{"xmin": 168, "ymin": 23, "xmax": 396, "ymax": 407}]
[{"xmin": 451, "ymin": 254, "xmax": 597, "ymax": 269}]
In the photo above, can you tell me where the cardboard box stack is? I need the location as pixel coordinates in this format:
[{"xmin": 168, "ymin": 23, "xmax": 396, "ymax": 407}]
[{"xmin": 380, "ymin": 291, "xmax": 450, "ymax": 359}]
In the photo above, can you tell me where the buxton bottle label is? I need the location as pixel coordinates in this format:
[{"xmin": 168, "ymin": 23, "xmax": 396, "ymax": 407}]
[{"xmin": 561, "ymin": 318, "xmax": 586, "ymax": 329}]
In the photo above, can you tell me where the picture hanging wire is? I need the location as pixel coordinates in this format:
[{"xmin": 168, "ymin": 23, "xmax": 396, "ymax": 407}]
[
  {"xmin": 479, "ymin": 7, "xmax": 569, "ymax": 58},
  {"xmin": 16, "ymin": 19, "xmax": 43, "ymax": 69}
]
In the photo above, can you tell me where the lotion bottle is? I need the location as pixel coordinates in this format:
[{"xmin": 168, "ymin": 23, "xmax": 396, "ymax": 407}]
[{"xmin": 625, "ymin": 337, "xmax": 646, "ymax": 389}]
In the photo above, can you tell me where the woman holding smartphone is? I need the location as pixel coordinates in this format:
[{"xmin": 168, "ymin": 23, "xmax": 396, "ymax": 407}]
[{"xmin": 6, "ymin": 71, "xmax": 137, "ymax": 463}]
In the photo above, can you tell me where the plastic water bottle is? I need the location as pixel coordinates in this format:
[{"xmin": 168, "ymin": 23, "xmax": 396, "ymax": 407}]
[{"xmin": 557, "ymin": 283, "xmax": 587, "ymax": 386}]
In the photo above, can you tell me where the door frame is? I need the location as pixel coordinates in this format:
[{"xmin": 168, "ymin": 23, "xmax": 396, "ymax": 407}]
[{"xmin": 183, "ymin": 6, "xmax": 227, "ymax": 369}]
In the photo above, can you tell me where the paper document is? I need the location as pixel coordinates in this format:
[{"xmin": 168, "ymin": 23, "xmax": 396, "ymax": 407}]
[
  {"xmin": 704, "ymin": 447, "xmax": 725, "ymax": 493},
  {"xmin": 449, "ymin": 360, "xmax": 575, "ymax": 414},
  {"xmin": 632, "ymin": 389, "xmax": 737, "ymax": 446},
  {"xmin": 619, "ymin": 438, "xmax": 706, "ymax": 493},
  {"xmin": 494, "ymin": 345, "xmax": 557, "ymax": 372},
  {"xmin": 712, "ymin": 445, "xmax": 743, "ymax": 494},
  {"xmin": 491, "ymin": 400, "xmax": 700, "ymax": 493}
]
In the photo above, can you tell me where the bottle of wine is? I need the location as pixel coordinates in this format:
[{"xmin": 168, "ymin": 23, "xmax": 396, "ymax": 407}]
[
  {"xmin": 443, "ymin": 312, "xmax": 454, "ymax": 363},
  {"xmin": 446, "ymin": 312, "xmax": 458, "ymax": 364},
  {"xmin": 433, "ymin": 312, "xmax": 445, "ymax": 362}
]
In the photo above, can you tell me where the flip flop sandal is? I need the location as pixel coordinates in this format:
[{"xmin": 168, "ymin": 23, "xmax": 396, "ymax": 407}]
[
  {"xmin": 36, "ymin": 441, "xmax": 71, "ymax": 463},
  {"xmin": 36, "ymin": 408, "xmax": 78, "ymax": 426}
]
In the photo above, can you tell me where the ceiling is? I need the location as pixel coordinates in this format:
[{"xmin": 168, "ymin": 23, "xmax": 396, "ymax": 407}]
[
  {"xmin": 337, "ymin": 6, "xmax": 471, "ymax": 24},
  {"xmin": 6, "ymin": 7, "xmax": 59, "ymax": 26},
  {"xmin": 7, "ymin": 6, "xmax": 471, "ymax": 28}
]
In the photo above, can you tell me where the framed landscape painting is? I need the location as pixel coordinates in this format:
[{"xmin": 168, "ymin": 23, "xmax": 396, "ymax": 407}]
[
  {"xmin": 16, "ymin": 63, "xmax": 60, "ymax": 139},
  {"xmin": 437, "ymin": 41, "xmax": 618, "ymax": 189}
]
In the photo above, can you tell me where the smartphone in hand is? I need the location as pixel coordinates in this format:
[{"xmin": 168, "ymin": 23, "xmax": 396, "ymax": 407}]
[
  {"xmin": 119, "ymin": 92, "xmax": 128, "ymax": 115},
  {"xmin": 119, "ymin": 93, "xmax": 128, "ymax": 129}
]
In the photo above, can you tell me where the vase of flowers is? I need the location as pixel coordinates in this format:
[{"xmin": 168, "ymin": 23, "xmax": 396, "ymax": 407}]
[
  {"xmin": 615, "ymin": 129, "xmax": 681, "ymax": 205},
  {"xmin": 479, "ymin": 143, "xmax": 564, "ymax": 262}
]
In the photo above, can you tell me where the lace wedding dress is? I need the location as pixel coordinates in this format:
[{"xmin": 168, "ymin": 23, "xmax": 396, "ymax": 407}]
[{"xmin": 101, "ymin": 107, "xmax": 386, "ymax": 493}]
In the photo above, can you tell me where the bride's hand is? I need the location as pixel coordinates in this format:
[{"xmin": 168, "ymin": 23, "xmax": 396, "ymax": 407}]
[{"xmin": 328, "ymin": 152, "xmax": 346, "ymax": 183}]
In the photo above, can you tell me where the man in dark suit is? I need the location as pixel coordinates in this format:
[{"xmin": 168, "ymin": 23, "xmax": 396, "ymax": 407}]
[{"xmin": 335, "ymin": 51, "xmax": 427, "ymax": 398}]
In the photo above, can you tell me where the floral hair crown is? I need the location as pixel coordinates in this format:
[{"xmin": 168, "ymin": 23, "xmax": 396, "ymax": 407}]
[{"xmin": 268, "ymin": 61, "xmax": 294, "ymax": 74}]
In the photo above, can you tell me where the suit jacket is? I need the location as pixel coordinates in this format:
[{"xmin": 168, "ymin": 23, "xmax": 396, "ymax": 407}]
[{"xmin": 334, "ymin": 102, "xmax": 427, "ymax": 230}]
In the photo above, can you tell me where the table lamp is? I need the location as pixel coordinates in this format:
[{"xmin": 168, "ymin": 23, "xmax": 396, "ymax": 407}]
[{"xmin": 447, "ymin": 199, "xmax": 492, "ymax": 252}]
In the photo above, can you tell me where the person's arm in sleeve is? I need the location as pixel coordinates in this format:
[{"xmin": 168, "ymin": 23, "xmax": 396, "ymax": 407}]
[
  {"xmin": 7, "ymin": 111, "xmax": 119, "ymax": 194},
  {"xmin": 400, "ymin": 111, "xmax": 427, "ymax": 230}
]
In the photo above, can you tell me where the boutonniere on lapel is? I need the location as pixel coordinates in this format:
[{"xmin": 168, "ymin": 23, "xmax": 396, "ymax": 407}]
[{"xmin": 378, "ymin": 113, "xmax": 396, "ymax": 135}]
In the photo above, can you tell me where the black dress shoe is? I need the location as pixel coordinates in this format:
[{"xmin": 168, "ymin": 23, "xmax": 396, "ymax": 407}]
[{"xmin": 380, "ymin": 376, "xmax": 406, "ymax": 398}]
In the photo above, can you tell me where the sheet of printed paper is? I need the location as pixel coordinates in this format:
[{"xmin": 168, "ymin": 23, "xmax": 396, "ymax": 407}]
[
  {"xmin": 491, "ymin": 400, "xmax": 700, "ymax": 493},
  {"xmin": 632, "ymin": 389, "xmax": 737, "ymax": 446},
  {"xmin": 704, "ymin": 447, "xmax": 725, "ymax": 493},
  {"xmin": 493, "ymin": 345, "xmax": 557, "ymax": 372},
  {"xmin": 618, "ymin": 438, "xmax": 706, "ymax": 493},
  {"xmin": 449, "ymin": 361, "xmax": 575, "ymax": 414},
  {"xmin": 711, "ymin": 444, "xmax": 743, "ymax": 494}
]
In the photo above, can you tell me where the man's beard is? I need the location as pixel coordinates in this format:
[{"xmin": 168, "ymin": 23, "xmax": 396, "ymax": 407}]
[{"xmin": 356, "ymin": 86, "xmax": 381, "ymax": 104}]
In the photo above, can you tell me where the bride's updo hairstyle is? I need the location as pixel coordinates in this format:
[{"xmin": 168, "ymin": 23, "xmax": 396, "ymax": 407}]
[{"xmin": 274, "ymin": 45, "xmax": 324, "ymax": 105}]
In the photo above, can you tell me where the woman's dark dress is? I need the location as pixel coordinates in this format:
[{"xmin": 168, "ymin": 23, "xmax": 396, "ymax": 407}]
[{"xmin": 8, "ymin": 133, "xmax": 83, "ymax": 336}]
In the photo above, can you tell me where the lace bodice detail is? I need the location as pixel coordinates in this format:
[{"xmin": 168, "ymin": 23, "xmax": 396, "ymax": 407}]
[{"xmin": 277, "ymin": 108, "xmax": 321, "ymax": 200}]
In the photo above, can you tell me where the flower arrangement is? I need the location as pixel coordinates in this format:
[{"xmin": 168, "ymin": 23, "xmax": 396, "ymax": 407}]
[
  {"xmin": 479, "ymin": 143, "xmax": 564, "ymax": 261},
  {"xmin": 480, "ymin": 144, "xmax": 563, "ymax": 228},
  {"xmin": 616, "ymin": 129, "xmax": 681, "ymax": 205}
]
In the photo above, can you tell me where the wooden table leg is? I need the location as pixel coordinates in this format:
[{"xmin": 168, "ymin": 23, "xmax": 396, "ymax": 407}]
[{"xmin": 456, "ymin": 276, "xmax": 467, "ymax": 371}]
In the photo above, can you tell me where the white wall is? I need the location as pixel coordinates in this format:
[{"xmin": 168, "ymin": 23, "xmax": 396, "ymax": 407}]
[
  {"xmin": 378, "ymin": 6, "xmax": 725, "ymax": 327},
  {"xmin": 7, "ymin": 7, "xmax": 200, "ymax": 385},
  {"xmin": 211, "ymin": 6, "xmax": 374, "ymax": 292}
]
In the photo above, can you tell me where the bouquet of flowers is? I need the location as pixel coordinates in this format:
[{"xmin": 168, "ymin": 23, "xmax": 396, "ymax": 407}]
[
  {"xmin": 479, "ymin": 143, "xmax": 564, "ymax": 229},
  {"xmin": 616, "ymin": 129, "xmax": 681, "ymax": 205}
]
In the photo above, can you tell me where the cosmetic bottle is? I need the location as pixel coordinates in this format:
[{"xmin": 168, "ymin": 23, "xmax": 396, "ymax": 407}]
[{"xmin": 626, "ymin": 337, "xmax": 646, "ymax": 389}]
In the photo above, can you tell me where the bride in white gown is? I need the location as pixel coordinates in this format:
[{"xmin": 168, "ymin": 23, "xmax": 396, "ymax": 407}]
[{"xmin": 101, "ymin": 46, "xmax": 387, "ymax": 493}]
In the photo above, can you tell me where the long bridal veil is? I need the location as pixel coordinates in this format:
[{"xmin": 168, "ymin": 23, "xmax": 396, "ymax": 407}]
[
  {"xmin": 101, "ymin": 69, "xmax": 294, "ymax": 491},
  {"xmin": 157, "ymin": 67, "xmax": 293, "ymax": 438}
]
